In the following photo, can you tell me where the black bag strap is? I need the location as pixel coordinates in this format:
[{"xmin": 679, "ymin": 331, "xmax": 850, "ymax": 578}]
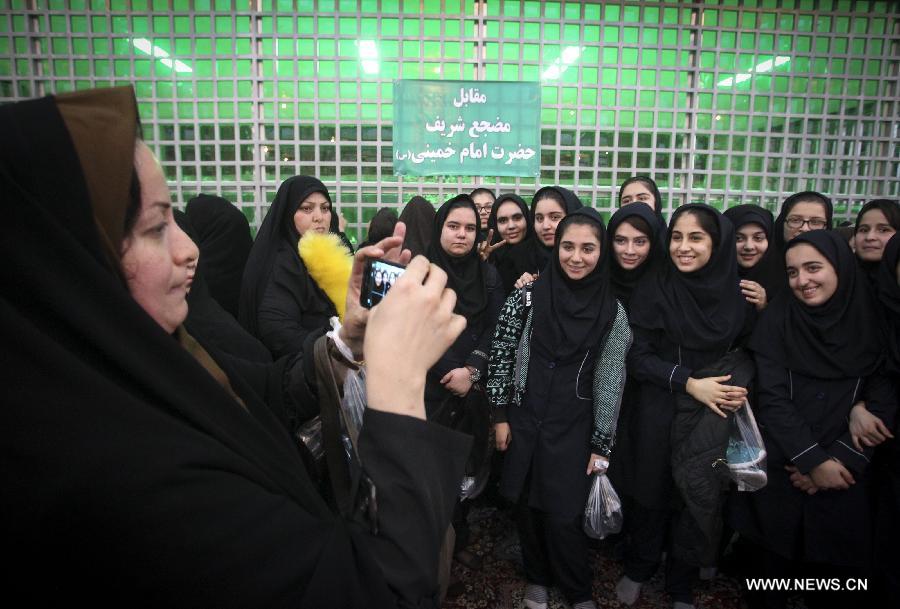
[{"xmin": 313, "ymin": 336, "xmax": 355, "ymax": 519}]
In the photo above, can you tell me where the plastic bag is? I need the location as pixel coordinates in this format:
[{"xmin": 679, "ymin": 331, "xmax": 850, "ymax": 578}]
[
  {"xmin": 583, "ymin": 473, "xmax": 623, "ymax": 540},
  {"xmin": 722, "ymin": 399, "xmax": 767, "ymax": 492},
  {"xmin": 340, "ymin": 366, "xmax": 366, "ymax": 448}
]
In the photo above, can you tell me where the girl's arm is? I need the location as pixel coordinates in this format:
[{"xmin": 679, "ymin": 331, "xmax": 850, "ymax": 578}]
[
  {"xmin": 627, "ymin": 325, "xmax": 692, "ymax": 393},
  {"xmin": 486, "ymin": 287, "xmax": 527, "ymax": 419},
  {"xmin": 754, "ymin": 352, "xmax": 830, "ymax": 475},
  {"xmin": 590, "ymin": 303, "xmax": 632, "ymax": 458}
]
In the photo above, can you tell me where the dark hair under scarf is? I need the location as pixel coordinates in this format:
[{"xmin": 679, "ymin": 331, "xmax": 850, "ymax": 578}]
[
  {"xmin": 238, "ymin": 176, "xmax": 339, "ymax": 335},
  {"xmin": 185, "ymin": 194, "xmax": 253, "ymax": 319},
  {"xmin": 749, "ymin": 230, "xmax": 882, "ymax": 378},
  {"xmin": 617, "ymin": 175, "xmax": 667, "ymax": 229},
  {"xmin": 606, "ymin": 203, "xmax": 665, "ymax": 309},
  {"xmin": 723, "ymin": 204, "xmax": 785, "ymax": 299},
  {"xmin": 399, "ymin": 195, "xmax": 435, "ymax": 258},
  {"xmin": 531, "ymin": 207, "xmax": 617, "ymax": 360},
  {"xmin": 876, "ymin": 234, "xmax": 900, "ymax": 375},
  {"xmin": 426, "ymin": 194, "xmax": 488, "ymax": 323},
  {"xmin": 629, "ymin": 204, "xmax": 746, "ymax": 352},
  {"xmin": 855, "ymin": 199, "xmax": 900, "ymax": 234},
  {"xmin": 486, "ymin": 193, "xmax": 539, "ymax": 290},
  {"xmin": 773, "ymin": 191, "xmax": 833, "ymax": 252},
  {"xmin": 530, "ymin": 185, "xmax": 584, "ymax": 273},
  {"xmin": 854, "ymin": 199, "xmax": 900, "ymax": 285},
  {"xmin": 357, "ymin": 207, "xmax": 399, "ymax": 251}
]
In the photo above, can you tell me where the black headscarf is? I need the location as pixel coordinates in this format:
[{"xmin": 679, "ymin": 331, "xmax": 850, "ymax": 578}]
[
  {"xmin": 606, "ymin": 203, "xmax": 665, "ymax": 309},
  {"xmin": 357, "ymin": 207, "xmax": 399, "ymax": 251},
  {"xmin": 749, "ymin": 230, "xmax": 882, "ymax": 378},
  {"xmin": 530, "ymin": 185, "xmax": 584, "ymax": 273},
  {"xmin": 876, "ymin": 234, "xmax": 900, "ymax": 375},
  {"xmin": 629, "ymin": 204, "xmax": 746, "ymax": 352},
  {"xmin": 723, "ymin": 204, "xmax": 785, "ymax": 298},
  {"xmin": 174, "ymin": 209, "xmax": 273, "ymax": 364},
  {"xmin": 185, "ymin": 194, "xmax": 253, "ymax": 319},
  {"xmin": 426, "ymin": 195, "xmax": 488, "ymax": 323},
  {"xmin": 238, "ymin": 176, "xmax": 339, "ymax": 335},
  {"xmin": 486, "ymin": 193, "xmax": 540, "ymax": 291},
  {"xmin": 773, "ymin": 191, "xmax": 833, "ymax": 252},
  {"xmin": 531, "ymin": 207, "xmax": 617, "ymax": 360},
  {"xmin": 617, "ymin": 175, "xmax": 667, "ymax": 229},
  {"xmin": 853, "ymin": 199, "xmax": 900, "ymax": 287},
  {"xmin": 399, "ymin": 195, "xmax": 435, "ymax": 258}
]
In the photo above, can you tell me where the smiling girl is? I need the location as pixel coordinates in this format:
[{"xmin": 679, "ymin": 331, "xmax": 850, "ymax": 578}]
[{"xmin": 488, "ymin": 208, "xmax": 630, "ymax": 609}]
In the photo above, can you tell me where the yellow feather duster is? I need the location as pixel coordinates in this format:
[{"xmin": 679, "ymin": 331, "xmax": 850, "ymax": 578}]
[{"xmin": 298, "ymin": 232, "xmax": 353, "ymax": 322}]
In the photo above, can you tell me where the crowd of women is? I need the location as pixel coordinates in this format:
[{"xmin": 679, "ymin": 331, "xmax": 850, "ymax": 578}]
[{"xmin": 2, "ymin": 86, "xmax": 898, "ymax": 609}]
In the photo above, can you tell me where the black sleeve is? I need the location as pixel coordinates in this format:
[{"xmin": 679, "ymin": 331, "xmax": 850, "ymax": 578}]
[
  {"xmin": 627, "ymin": 326, "xmax": 692, "ymax": 393},
  {"xmin": 465, "ymin": 264, "xmax": 506, "ymax": 377},
  {"xmin": 828, "ymin": 371, "xmax": 898, "ymax": 474},
  {"xmin": 257, "ymin": 263, "xmax": 319, "ymax": 359},
  {"xmin": 356, "ymin": 410, "xmax": 471, "ymax": 608},
  {"xmin": 217, "ymin": 327, "xmax": 326, "ymax": 436},
  {"xmin": 753, "ymin": 352, "xmax": 830, "ymax": 474}
]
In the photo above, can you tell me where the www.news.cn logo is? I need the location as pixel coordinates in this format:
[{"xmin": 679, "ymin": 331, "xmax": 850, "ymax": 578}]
[{"xmin": 745, "ymin": 578, "xmax": 868, "ymax": 592}]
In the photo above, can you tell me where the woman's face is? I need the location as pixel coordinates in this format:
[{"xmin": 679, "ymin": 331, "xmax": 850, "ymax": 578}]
[
  {"xmin": 374, "ymin": 270, "xmax": 383, "ymax": 286},
  {"xmin": 121, "ymin": 142, "xmax": 199, "ymax": 334},
  {"xmin": 495, "ymin": 200, "xmax": 527, "ymax": 244},
  {"xmin": 472, "ymin": 191, "xmax": 494, "ymax": 228},
  {"xmin": 558, "ymin": 223, "xmax": 602, "ymax": 281},
  {"xmin": 439, "ymin": 206, "xmax": 477, "ymax": 257},
  {"xmin": 612, "ymin": 222, "xmax": 651, "ymax": 270},
  {"xmin": 292, "ymin": 191, "xmax": 332, "ymax": 237},
  {"xmin": 786, "ymin": 243, "xmax": 839, "ymax": 307},
  {"xmin": 533, "ymin": 198, "xmax": 566, "ymax": 247},
  {"xmin": 854, "ymin": 208, "xmax": 896, "ymax": 262},
  {"xmin": 735, "ymin": 222, "xmax": 769, "ymax": 269},
  {"xmin": 669, "ymin": 212, "xmax": 714, "ymax": 273},
  {"xmin": 783, "ymin": 200, "xmax": 828, "ymax": 242},
  {"xmin": 620, "ymin": 181, "xmax": 656, "ymax": 209}
]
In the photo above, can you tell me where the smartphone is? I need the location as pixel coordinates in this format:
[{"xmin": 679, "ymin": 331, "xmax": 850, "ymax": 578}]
[{"xmin": 360, "ymin": 258, "xmax": 407, "ymax": 308}]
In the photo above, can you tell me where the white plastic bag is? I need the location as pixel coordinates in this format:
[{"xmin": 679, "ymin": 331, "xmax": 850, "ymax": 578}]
[
  {"xmin": 340, "ymin": 366, "xmax": 366, "ymax": 446},
  {"xmin": 724, "ymin": 399, "xmax": 767, "ymax": 492},
  {"xmin": 583, "ymin": 473, "xmax": 623, "ymax": 540}
]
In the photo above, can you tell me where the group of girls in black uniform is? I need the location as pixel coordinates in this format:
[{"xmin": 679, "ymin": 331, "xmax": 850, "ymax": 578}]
[{"xmin": 232, "ymin": 166, "xmax": 896, "ymax": 609}]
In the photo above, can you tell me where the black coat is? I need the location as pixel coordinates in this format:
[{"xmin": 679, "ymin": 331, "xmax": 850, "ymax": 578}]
[
  {"xmin": 502, "ymin": 340, "xmax": 598, "ymax": 519},
  {"xmin": 670, "ymin": 348, "xmax": 756, "ymax": 567},
  {"xmin": 729, "ymin": 353, "xmax": 897, "ymax": 567},
  {"xmin": 256, "ymin": 243, "xmax": 337, "ymax": 359},
  {"xmin": 625, "ymin": 326, "xmax": 732, "ymax": 509},
  {"xmin": 425, "ymin": 263, "xmax": 504, "ymax": 406}
]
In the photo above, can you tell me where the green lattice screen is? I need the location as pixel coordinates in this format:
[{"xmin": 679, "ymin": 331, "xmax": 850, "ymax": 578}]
[{"xmin": 1, "ymin": 0, "xmax": 897, "ymax": 239}]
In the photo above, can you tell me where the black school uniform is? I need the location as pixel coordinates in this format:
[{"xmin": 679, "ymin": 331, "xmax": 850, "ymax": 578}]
[
  {"xmin": 733, "ymin": 230, "xmax": 895, "ymax": 607},
  {"xmin": 624, "ymin": 204, "xmax": 746, "ymax": 604},
  {"xmin": 492, "ymin": 208, "xmax": 629, "ymax": 606}
]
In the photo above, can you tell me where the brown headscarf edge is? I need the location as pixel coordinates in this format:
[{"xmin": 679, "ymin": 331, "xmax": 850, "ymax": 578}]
[{"xmin": 55, "ymin": 86, "xmax": 138, "ymax": 254}]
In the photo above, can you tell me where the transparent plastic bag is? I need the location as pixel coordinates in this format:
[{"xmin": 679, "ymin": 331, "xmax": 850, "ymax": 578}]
[
  {"xmin": 722, "ymin": 399, "xmax": 767, "ymax": 492},
  {"xmin": 583, "ymin": 473, "xmax": 623, "ymax": 540},
  {"xmin": 295, "ymin": 417, "xmax": 324, "ymax": 461},
  {"xmin": 340, "ymin": 366, "xmax": 366, "ymax": 447}
]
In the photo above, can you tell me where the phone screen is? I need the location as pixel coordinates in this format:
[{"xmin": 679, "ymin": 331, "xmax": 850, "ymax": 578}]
[{"xmin": 360, "ymin": 259, "xmax": 406, "ymax": 308}]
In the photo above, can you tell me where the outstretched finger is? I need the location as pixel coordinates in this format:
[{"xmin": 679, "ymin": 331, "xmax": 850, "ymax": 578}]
[
  {"xmin": 874, "ymin": 418, "xmax": 894, "ymax": 439},
  {"xmin": 708, "ymin": 401, "xmax": 727, "ymax": 418}
]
